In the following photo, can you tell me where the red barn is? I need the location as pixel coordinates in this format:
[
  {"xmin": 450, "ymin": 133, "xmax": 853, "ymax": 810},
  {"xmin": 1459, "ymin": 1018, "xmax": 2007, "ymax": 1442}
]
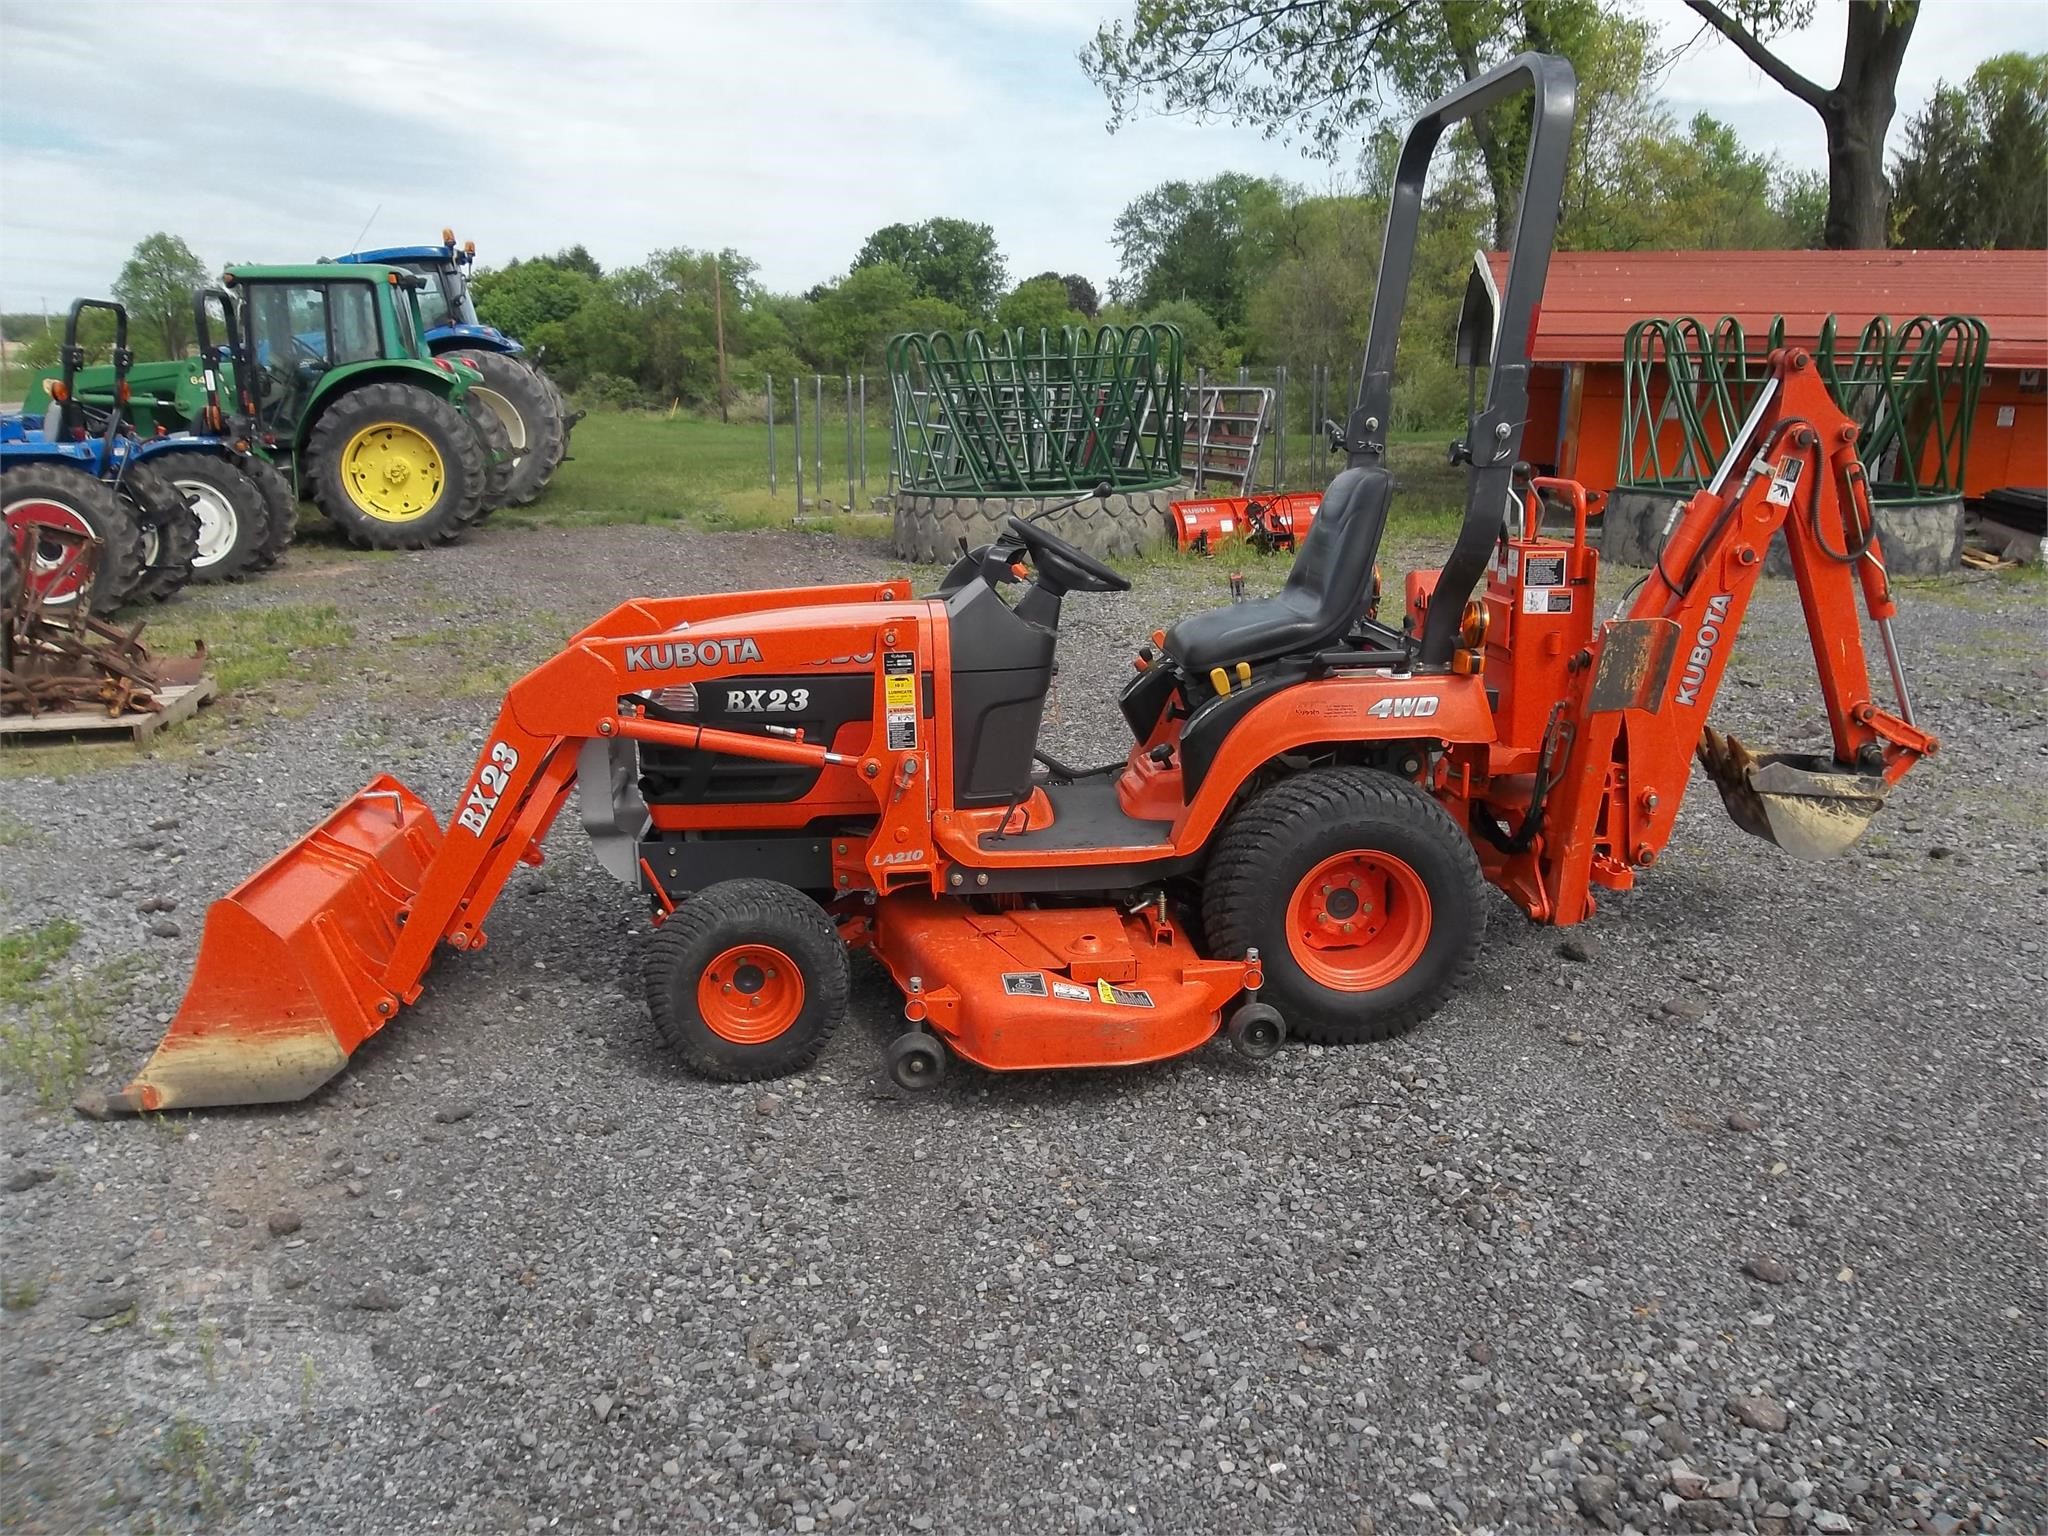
[{"xmin": 1466, "ymin": 248, "xmax": 2048, "ymax": 499}]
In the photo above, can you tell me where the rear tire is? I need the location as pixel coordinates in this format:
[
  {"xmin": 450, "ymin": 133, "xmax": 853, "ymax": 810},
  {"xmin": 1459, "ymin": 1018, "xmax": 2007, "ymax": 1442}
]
[
  {"xmin": 306, "ymin": 383, "xmax": 483, "ymax": 548},
  {"xmin": 1, "ymin": 464, "xmax": 144, "ymax": 614},
  {"xmin": 122, "ymin": 463, "xmax": 201, "ymax": 604},
  {"xmin": 151, "ymin": 450, "xmax": 270, "ymax": 584},
  {"xmin": 1203, "ymin": 767, "xmax": 1484, "ymax": 1044},
  {"xmin": 464, "ymin": 395, "xmax": 515, "ymax": 518},
  {"xmin": 643, "ymin": 879, "xmax": 849, "ymax": 1082},
  {"xmin": 458, "ymin": 351, "xmax": 563, "ymax": 506}
]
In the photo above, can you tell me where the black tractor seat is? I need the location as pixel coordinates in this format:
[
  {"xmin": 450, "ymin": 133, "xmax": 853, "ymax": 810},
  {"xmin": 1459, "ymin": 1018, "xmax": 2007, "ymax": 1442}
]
[{"xmin": 1164, "ymin": 466, "xmax": 1394, "ymax": 674}]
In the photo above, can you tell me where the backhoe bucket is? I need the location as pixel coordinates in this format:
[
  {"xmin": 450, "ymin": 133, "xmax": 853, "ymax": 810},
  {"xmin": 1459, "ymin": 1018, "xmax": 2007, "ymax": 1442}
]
[
  {"xmin": 77, "ymin": 775, "xmax": 444, "ymax": 1117},
  {"xmin": 1699, "ymin": 730, "xmax": 1890, "ymax": 860}
]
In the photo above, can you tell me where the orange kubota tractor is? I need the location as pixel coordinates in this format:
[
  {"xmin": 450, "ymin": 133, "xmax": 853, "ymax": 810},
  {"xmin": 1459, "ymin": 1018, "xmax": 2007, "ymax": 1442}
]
[{"xmin": 81, "ymin": 54, "xmax": 1936, "ymax": 1117}]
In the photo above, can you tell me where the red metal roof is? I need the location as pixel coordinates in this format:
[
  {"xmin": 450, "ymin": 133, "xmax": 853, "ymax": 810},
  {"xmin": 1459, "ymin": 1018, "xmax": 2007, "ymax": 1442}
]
[{"xmin": 1481, "ymin": 249, "xmax": 2048, "ymax": 369}]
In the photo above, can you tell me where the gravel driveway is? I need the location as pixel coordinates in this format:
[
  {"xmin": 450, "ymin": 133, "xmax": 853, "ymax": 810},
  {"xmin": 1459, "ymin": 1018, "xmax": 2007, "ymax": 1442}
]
[{"xmin": 2, "ymin": 521, "xmax": 2042, "ymax": 1535}]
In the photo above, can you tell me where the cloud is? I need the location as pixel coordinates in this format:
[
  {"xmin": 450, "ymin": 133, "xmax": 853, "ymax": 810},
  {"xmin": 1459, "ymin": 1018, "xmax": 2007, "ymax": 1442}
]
[{"xmin": 1, "ymin": 0, "xmax": 2041, "ymax": 314}]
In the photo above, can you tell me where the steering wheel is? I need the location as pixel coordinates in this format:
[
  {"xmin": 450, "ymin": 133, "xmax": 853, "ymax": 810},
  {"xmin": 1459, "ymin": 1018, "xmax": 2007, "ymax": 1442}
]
[{"xmin": 1005, "ymin": 516, "xmax": 1130, "ymax": 595}]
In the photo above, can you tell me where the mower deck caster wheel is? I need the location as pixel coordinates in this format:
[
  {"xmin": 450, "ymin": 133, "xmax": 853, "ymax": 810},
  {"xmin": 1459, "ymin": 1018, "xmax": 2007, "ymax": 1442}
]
[
  {"xmin": 884, "ymin": 1031, "xmax": 947, "ymax": 1092},
  {"xmin": 1226, "ymin": 1002, "xmax": 1285, "ymax": 1061}
]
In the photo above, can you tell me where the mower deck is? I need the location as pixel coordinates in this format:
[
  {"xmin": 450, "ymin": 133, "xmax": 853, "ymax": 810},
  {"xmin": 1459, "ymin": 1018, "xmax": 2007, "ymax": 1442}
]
[{"xmin": 867, "ymin": 896, "xmax": 1256, "ymax": 1071}]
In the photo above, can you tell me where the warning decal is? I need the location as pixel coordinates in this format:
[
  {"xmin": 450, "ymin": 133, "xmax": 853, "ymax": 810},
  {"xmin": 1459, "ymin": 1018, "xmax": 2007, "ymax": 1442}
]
[
  {"xmin": 1523, "ymin": 586, "xmax": 1574, "ymax": 615},
  {"xmin": 1766, "ymin": 454, "xmax": 1804, "ymax": 507},
  {"xmin": 883, "ymin": 651, "xmax": 917, "ymax": 708},
  {"xmin": 1050, "ymin": 980, "xmax": 1093, "ymax": 1003},
  {"xmin": 1095, "ymin": 979, "xmax": 1155, "ymax": 1008},
  {"xmin": 1524, "ymin": 553, "xmax": 1566, "ymax": 588},
  {"xmin": 1001, "ymin": 972, "xmax": 1049, "ymax": 997}
]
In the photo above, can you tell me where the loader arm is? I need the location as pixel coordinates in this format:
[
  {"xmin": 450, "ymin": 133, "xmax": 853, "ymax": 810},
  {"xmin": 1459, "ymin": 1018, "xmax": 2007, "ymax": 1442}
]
[{"xmin": 1498, "ymin": 349, "xmax": 1938, "ymax": 925}]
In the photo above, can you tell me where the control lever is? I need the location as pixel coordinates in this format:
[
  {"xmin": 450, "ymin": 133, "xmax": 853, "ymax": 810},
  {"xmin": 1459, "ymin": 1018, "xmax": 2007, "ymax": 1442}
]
[{"xmin": 1022, "ymin": 479, "xmax": 1114, "ymax": 524}]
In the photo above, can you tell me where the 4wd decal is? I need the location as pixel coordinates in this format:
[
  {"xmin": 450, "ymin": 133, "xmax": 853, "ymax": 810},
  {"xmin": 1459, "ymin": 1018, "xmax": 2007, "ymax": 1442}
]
[
  {"xmin": 724, "ymin": 686, "xmax": 811, "ymax": 713},
  {"xmin": 456, "ymin": 741, "xmax": 519, "ymax": 836},
  {"xmin": 624, "ymin": 637, "xmax": 763, "ymax": 673},
  {"xmin": 1366, "ymin": 695, "xmax": 1441, "ymax": 719},
  {"xmin": 1674, "ymin": 592, "xmax": 1733, "ymax": 707}
]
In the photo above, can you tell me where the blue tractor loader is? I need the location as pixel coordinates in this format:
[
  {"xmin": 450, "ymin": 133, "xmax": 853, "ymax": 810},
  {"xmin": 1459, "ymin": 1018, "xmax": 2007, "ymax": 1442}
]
[{"xmin": 1, "ymin": 300, "xmax": 199, "ymax": 610}]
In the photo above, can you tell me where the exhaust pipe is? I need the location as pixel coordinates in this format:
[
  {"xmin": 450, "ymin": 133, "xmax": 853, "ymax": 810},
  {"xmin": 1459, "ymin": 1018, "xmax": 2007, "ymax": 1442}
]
[{"xmin": 1698, "ymin": 729, "xmax": 1891, "ymax": 860}]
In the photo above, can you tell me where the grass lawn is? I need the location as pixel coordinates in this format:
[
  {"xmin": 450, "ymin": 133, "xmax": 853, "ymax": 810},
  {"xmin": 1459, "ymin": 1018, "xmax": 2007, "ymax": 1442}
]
[{"xmin": 511, "ymin": 411, "xmax": 1471, "ymax": 545}]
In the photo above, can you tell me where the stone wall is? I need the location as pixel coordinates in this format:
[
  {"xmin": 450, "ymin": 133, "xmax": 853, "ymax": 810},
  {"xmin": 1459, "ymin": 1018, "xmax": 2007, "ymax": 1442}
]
[
  {"xmin": 892, "ymin": 485, "xmax": 1186, "ymax": 565},
  {"xmin": 1601, "ymin": 488, "xmax": 1964, "ymax": 577}
]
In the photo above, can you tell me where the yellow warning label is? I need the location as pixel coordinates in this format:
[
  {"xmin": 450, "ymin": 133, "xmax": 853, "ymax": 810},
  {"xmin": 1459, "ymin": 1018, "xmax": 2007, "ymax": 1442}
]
[{"xmin": 885, "ymin": 674, "xmax": 916, "ymax": 709}]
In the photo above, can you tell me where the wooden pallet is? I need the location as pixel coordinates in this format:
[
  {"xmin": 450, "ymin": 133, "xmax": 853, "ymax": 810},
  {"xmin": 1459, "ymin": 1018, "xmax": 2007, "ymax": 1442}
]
[{"xmin": 1, "ymin": 677, "xmax": 219, "ymax": 746}]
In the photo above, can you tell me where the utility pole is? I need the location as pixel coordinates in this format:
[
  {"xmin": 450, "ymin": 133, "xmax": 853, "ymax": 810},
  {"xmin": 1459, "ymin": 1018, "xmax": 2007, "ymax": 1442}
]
[{"xmin": 712, "ymin": 254, "xmax": 730, "ymax": 424}]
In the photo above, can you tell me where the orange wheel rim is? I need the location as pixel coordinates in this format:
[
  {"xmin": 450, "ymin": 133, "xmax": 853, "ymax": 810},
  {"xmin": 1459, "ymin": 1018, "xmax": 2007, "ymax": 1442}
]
[
  {"xmin": 696, "ymin": 944, "xmax": 804, "ymax": 1044},
  {"xmin": 1285, "ymin": 850, "xmax": 1431, "ymax": 990}
]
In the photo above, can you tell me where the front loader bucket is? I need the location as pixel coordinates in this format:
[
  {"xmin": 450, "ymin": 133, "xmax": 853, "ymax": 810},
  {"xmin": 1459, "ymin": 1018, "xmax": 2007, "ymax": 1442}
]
[
  {"xmin": 77, "ymin": 776, "xmax": 444, "ymax": 1117},
  {"xmin": 1699, "ymin": 729, "xmax": 1890, "ymax": 860}
]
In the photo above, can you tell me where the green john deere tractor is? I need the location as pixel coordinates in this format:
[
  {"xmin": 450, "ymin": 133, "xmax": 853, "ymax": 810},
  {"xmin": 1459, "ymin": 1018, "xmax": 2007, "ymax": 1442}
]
[{"xmin": 28, "ymin": 264, "xmax": 514, "ymax": 550}]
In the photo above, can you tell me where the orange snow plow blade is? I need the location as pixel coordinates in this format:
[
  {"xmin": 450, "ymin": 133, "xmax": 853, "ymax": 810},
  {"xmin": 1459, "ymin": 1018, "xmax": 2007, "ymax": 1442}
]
[{"xmin": 76, "ymin": 775, "xmax": 444, "ymax": 1117}]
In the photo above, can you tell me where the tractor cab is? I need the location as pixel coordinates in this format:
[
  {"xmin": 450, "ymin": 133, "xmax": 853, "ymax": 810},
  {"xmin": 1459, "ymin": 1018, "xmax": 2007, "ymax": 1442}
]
[
  {"xmin": 226, "ymin": 265, "xmax": 439, "ymax": 440},
  {"xmin": 334, "ymin": 229, "xmax": 521, "ymax": 356}
]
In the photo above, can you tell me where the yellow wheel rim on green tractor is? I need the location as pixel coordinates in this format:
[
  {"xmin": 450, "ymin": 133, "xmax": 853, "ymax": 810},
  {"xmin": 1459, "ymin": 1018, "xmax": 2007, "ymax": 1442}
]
[{"xmin": 341, "ymin": 423, "xmax": 446, "ymax": 522}]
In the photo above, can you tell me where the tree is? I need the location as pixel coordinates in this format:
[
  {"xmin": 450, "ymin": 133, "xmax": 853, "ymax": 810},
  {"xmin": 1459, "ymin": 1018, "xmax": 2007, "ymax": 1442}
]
[
  {"xmin": 809, "ymin": 264, "xmax": 968, "ymax": 370},
  {"xmin": 1891, "ymin": 51, "xmax": 2048, "ymax": 249},
  {"xmin": 552, "ymin": 244, "xmax": 604, "ymax": 280},
  {"xmin": 1061, "ymin": 274, "xmax": 1101, "ymax": 319},
  {"xmin": 112, "ymin": 233, "xmax": 209, "ymax": 359},
  {"xmin": 1085, "ymin": 0, "xmax": 1659, "ymax": 249},
  {"xmin": 471, "ymin": 257, "xmax": 597, "ymax": 342},
  {"xmin": 1679, "ymin": 0, "xmax": 1918, "ymax": 248},
  {"xmin": 851, "ymin": 219, "xmax": 1006, "ymax": 318},
  {"xmin": 1242, "ymin": 195, "xmax": 1381, "ymax": 376},
  {"xmin": 1142, "ymin": 298, "xmax": 1233, "ymax": 371},
  {"xmin": 997, "ymin": 276, "xmax": 1086, "ymax": 334},
  {"xmin": 1112, "ymin": 174, "xmax": 1286, "ymax": 331}
]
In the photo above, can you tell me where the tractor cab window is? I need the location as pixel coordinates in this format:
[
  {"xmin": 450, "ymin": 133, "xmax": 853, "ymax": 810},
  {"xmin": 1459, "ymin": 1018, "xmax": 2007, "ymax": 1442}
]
[
  {"xmin": 243, "ymin": 280, "xmax": 385, "ymax": 436},
  {"xmin": 244, "ymin": 283, "xmax": 327, "ymax": 435},
  {"xmin": 330, "ymin": 283, "xmax": 382, "ymax": 365},
  {"xmin": 403, "ymin": 264, "xmax": 452, "ymax": 331},
  {"xmin": 393, "ymin": 289, "xmax": 423, "ymax": 356}
]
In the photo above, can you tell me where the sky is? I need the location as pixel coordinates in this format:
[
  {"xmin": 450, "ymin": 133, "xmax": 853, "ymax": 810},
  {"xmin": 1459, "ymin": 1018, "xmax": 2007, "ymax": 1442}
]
[{"xmin": 1, "ymin": 0, "xmax": 2042, "ymax": 315}]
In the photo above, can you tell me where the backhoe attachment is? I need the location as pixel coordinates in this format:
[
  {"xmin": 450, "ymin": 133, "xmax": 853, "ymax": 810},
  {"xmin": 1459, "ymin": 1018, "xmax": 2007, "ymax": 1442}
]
[{"xmin": 1698, "ymin": 728, "xmax": 1892, "ymax": 860}]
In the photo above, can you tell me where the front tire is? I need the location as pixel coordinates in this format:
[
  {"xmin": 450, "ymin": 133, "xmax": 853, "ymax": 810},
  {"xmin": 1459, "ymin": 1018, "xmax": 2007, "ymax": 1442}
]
[
  {"xmin": 151, "ymin": 450, "xmax": 271, "ymax": 584},
  {"xmin": 2, "ymin": 464, "xmax": 145, "ymax": 613},
  {"xmin": 306, "ymin": 382, "xmax": 484, "ymax": 548},
  {"xmin": 643, "ymin": 879, "xmax": 849, "ymax": 1082},
  {"xmin": 1203, "ymin": 767, "xmax": 1485, "ymax": 1044},
  {"xmin": 122, "ymin": 463, "xmax": 201, "ymax": 604},
  {"xmin": 459, "ymin": 352, "xmax": 564, "ymax": 506}
]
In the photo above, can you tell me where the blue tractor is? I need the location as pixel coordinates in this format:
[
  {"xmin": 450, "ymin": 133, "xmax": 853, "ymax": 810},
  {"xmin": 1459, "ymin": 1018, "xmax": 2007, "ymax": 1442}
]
[
  {"xmin": 1, "ymin": 300, "xmax": 203, "ymax": 611},
  {"xmin": 332, "ymin": 229, "xmax": 574, "ymax": 505}
]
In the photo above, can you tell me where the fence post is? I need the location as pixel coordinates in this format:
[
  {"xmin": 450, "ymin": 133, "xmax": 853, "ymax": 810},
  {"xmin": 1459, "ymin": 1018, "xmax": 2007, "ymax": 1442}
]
[
  {"xmin": 844, "ymin": 374, "xmax": 855, "ymax": 512},
  {"xmin": 813, "ymin": 374, "xmax": 824, "ymax": 506},
  {"xmin": 1276, "ymin": 365, "xmax": 1287, "ymax": 490},
  {"xmin": 793, "ymin": 375, "xmax": 804, "ymax": 513},
  {"xmin": 765, "ymin": 377, "xmax": 777, "ymax": 494},
  {"xmin": 858, "ymin": 374, "xmax": 868, "ymax": 498}
]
